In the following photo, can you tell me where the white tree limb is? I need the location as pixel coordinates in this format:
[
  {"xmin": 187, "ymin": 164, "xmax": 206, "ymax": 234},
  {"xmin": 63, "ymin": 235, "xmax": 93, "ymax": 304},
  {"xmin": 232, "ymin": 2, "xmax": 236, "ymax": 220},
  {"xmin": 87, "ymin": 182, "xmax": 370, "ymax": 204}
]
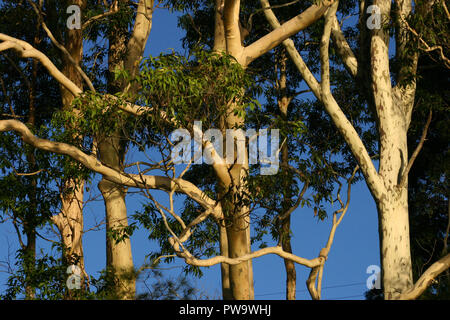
[
  {"xmin": 0, "ymin": 119, "xmax": 222, "ymax": 219},
  {"xmin": 330, "ymin": 15, "xmax": 358, "ymax": 77},
  {"xmin": 242, "ymin": 1, "xmax": 334, "ymax": 66},
  {"xmin": 0, "ymin": 33, "xmax": 82, "ymax": 97},
  {"xmin": 169, "ymin": 237, "xmax": 324, "ymax": 269},
  {"xmin": 396, "ymin": 253, "xmax": 450, "ymax": 300},
  {"xmin": 262, "ymin": 0, "xmax": 385, "ymax": 200},
  {"xmin": 260, "ymin": 0, "xmax": 322, "ymax": 99}
]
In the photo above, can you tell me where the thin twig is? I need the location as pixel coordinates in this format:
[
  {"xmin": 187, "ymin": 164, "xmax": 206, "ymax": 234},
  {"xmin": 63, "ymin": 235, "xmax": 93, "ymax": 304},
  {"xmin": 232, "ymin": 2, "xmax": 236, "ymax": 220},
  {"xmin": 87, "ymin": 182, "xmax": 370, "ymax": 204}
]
[{"xmin": 399, "ymin": 110, "xmax": 432, "ymax": 188}]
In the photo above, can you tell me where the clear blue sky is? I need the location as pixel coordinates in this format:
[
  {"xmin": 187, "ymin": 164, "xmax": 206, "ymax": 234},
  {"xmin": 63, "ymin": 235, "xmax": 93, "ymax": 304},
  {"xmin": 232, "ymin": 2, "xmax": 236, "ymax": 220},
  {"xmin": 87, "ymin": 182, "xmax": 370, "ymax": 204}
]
[{"xmin": 0, "ymin": 7, "xmax": 381, "ymax": 300}]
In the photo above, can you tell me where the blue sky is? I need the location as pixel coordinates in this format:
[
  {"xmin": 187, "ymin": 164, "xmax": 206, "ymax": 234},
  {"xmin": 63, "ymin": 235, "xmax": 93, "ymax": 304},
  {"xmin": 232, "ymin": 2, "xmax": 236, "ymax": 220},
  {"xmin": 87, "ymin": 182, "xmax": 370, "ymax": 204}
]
[{"xmin": 0, "ymin": 6, "xmax": 381, "ymax": 300}]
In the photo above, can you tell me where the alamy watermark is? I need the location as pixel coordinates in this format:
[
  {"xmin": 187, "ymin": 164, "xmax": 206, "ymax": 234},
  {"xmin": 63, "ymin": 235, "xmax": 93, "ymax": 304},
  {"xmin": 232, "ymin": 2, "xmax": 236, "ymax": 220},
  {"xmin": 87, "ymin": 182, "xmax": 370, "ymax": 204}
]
[
  {"xmin": 366, "ymin": 5, "xmax": 381, "ymax": 30},
  {"xmin": 66, "ymin": 5, "xmax": 81, "ymax": 30},
  {"xmin": 66, "ymin": 264, "xmax": 81, "ymax": 290},
  {"xmin": 170, "ymin": 121, "xmax": 280, "ymax": 176},
  {"xmin": 366, "ymin": 265, "xmax": 381, "ymax": 290}
]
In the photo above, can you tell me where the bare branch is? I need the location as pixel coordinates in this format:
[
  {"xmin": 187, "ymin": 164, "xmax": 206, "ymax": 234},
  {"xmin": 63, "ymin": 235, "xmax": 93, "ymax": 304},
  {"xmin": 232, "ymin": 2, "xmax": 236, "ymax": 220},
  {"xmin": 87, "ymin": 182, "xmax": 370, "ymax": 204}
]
[
  {"xmin": 25, "ymin": 0, "xmax": 96, "ymax": 91},
  {"xmin": 82, "ymin": 1, "xmax": 120, "ymax": 29},
  {"xmin": 398, "ymin": 12, "xmax": 450, "ymax": 69},
  {"xmin": 306, "ymin": 165, "xmax": 358, "ymax": 299},
  {"xmin": 277, "ymin": 181, "xmax": 309, "ymax": 222},
  {"xmin": 396, "ymin": 253, "xmax": 450, "ymax": 300},
  {"xmin": 330, "ymin": 14, "xmax": 358, "ymax": 77},
  {"xmin": 0, "ymin": 33, "xmax": 82, "ymax": 96},
  {"xmin": 398, "ymin": 110, "xmax": 432, "ymax": 188},
  {"xmin": 0, "ymin": 119, "xmax": 220, "ymax": 216},
  {"xmin": 260, "ymin": 0, "xmax": 322, "ymax": 100},
  {"xmin": 316, "ymin": 1, "xmax": 385, "ymax": 201},
  {"xmin": 0, "ymin": 33, "xmax": 155, "ymax": 119},
  {"xmin": 243, "ymin": 1, "xmax": 334, "ymax": 66},
  {"xmin": 170, "ymin": 239, "xmax": 324, "ymax": 269}
]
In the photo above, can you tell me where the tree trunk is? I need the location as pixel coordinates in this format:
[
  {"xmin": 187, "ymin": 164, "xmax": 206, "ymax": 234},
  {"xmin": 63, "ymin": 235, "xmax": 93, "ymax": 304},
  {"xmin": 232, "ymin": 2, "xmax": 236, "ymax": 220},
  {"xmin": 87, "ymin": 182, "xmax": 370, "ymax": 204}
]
[
  {"xmin": 24, "ymin": 229, "xmax": 36, "ymax": 300},
  {"xmin": 370, "ymin": 0, "xmax": 416, "ymax": 299},
  {"xmin": 278, "ymin": 48, "xmax": 297, "ymax": 300},
  {"xmin": 219, "ymin": 109, "xmax": 253, "ymax": 300},
  {"xmin": 217, "ymin": 167, "xmax": 252, "ymax": 300},
  {"xmin": 99, "ymin": 0, "xmax": 154, "ymax": 299},
  {"xmin": 24, "ymin": 32, "xmax": 39, "ymax": 299},
  {"xmin": 219, "ymin": 224, "xmax": 233, "ymax": 299},
  {"xmin": 377, "ymin": 118, "xmax": 413, "ymax": 299},
  {"xmin": 98, "ymin": 178, "xmax": 135, "ymax": 299},
  {"xmin": 281, "ymin": 218, "xmax": 296, "ymax": 300},
  {"xmin": 49, "ymin": 1, "xmax": 87, "ymax": 286},
  {"xmin": 377, "ymin": 192, "xmax": 413, "ymax": 299},
  {"xmin": 225, "ymin": 204, "xmax": 251, "ymax": 300}
]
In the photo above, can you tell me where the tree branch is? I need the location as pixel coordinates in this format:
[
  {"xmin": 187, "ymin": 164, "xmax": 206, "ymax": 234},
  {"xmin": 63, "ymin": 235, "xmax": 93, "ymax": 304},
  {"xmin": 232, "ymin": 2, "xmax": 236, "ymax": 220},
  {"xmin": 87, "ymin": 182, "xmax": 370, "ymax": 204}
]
[
  {"xmin": 396, "ymin": 253, "xmax": 450, "ymax": 300},
  {"xmin": 223, "ymin": 0, "xmax": 243, "ymax": 57},
  {"xmin": 0, "ymin": 33, "xmax": 167, "ymax": 123},
  {"xmin": 0, "ymin": 33, "xmax": 82, "ymax": 96},
  {"xmin": 169, "ymin": 239, "xmax": 324, "ymax": 269},
  {"xmin": 260, "ymin": 0, "xmax": 322, "ymax": 98},
  {"xmin": 82, "ymin": 0, "xmax": 120, "ymax": 29},
  {"xmin": 262, "ymin": 0, "xmax": 384, "ymax": 200},
  {"xmin": 398, "ymin": 110, "xmax": 432, "ymax": 188},
  {"xmin": 0, "ymin": 119, "xmax": 220, "ymax": 217},
  {"xmin": 243, "ymin": 1, "xmax": 333, "ymax": 66},
  {"xmin": 306, "ymin": 165, "xmax": 359, "ymax": 299},
  {"xmin": 319, "ymin": 1, "xmax": 386, "ymax": 200},
  {"xmin": 330, "ymin": 14, "xmax": 358, "ymax": 77},
  {"xmin": 25, "ymin": 0, "xmax": 96, "ymax": 92},
  {"xmin": 397, "ymin": 9, "xmax": 450, "ymax": 69}
]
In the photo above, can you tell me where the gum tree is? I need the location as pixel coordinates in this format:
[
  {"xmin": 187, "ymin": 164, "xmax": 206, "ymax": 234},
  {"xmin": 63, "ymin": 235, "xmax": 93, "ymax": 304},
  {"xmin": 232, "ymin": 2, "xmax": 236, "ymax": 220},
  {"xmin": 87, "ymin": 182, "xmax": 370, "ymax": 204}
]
[
  {"xmin": 0, "ymin": 0, "xmax": 353, "ymax": 300},
  {"xmin": 262, "ymin": 0, "xmax": 450, "ymax": 299},
  {"xmin": 0, "ymin": 0, "xmax": 156, "ymax": 299},
  {"xmin": 1, "ymin": 0, "xmax": 448, "ymax": 301}
]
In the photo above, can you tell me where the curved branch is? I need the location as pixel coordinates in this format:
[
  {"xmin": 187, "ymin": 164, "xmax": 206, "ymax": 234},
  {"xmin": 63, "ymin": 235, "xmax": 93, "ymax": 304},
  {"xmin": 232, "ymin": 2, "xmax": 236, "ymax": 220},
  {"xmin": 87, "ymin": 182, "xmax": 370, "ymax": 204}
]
[
  {"xmin": 244, "ymin": 1, "xmax": 334, "ymax": 66},
  {"xmin": 25, "ymin": 0, "xmax": 95, "ymax": 91},
  {"xmin": 0, "ymin": 119, "xmax": 220, "ymax": 217},
  {"xmin": 319, "ymin": 2, "xmax": 385, "ymax": 200},
  {"xmin": 396, "ymin": 253, "xmax": 450, "ymax": 300},
  {"xmin": 0, "ymin": 33, "xmax": 150, "ymax": 118},
  {"xmin": 169, "ymin": 237, "xmax": 324, "ymax": 269},
  {"xmin": 0, "ymin": 33, "xmax": 82, "ymax": 96},
  {"xmin": 82, "ymin": 1, "xmax": 120, "ymax": 29},
  {"xmin": 260, "ymin": 0, "xmax": 322, "ymax": 99},
  {"xmin": 398, "ymin": 110, "xmax": 432, "ymax": 188}
]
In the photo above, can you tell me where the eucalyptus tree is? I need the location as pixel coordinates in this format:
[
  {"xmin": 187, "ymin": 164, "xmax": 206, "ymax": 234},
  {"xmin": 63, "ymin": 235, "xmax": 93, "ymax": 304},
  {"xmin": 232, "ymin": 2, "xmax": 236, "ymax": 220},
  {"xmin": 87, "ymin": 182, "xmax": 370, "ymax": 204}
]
[
  {"xmin": 0, "ymin": 0, "xmax": 351, "ymax": 301},
  {"xmin": 171, "ymin": 0, "xmax": 374, "ymax": 300},
  {"xmin": 0, "ymin": 0, "xmax": 156, "ymax": 299},
  {"xmin": 0, "ymin": 0, "xmax": 64, "ymax": 299},
  {"xmin": 1, "ymin": 0, "xmax": 448, "ymax": 301},
  {"xmin": 262, "ymin": 0, "xmax": 450, "ymax": 299}
]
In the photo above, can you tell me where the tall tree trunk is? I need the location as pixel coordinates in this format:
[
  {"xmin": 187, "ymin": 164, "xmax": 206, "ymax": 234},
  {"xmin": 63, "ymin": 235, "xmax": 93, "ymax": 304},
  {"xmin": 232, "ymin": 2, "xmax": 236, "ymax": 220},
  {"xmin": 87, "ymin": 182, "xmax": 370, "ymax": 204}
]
[
  {"xmin": 212, "ymin": 0, "xmax": 253, "ymax": 299},
  {"xmin": 371, "ymin": 0, "xmax": 417, "ymax": 299},
  {"xmin": 99, "ymin": 0, "xmax": 154, "ymax": 299},
  {"xmin": 100, "ymin": 13, "xmax": 135, "ymax": 299},
  {"xmin": 98, "ymin": 178, "xmax": 134, "ymax": 299},
  {"xmin": 219, "ymin": 110, "xmax": 253, "ymax": 300},
  {"xmin": 277, "ymin": 48, "xmax": 296, "ymax": 300},
  {"xmin": 377, "ymin": 105, "xmax": 413, "ymax": 299},
  {"xmin": 219, "ymin": 224, "xmax": 233, "ymax": 299},
  {"xmin": 51, "ymin": 0, "xmax": 86, "ymax": 284},
  {"xmin": 23, "ymin": 30, "xmax": 39, "ymax": 299},
  {"xmin": 23, "ymin": 229, "xmax": 36, "ymax": 299},
  {"xmin": 213, "ymin": 0, "xmax": 234, "ymax": 300}
]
